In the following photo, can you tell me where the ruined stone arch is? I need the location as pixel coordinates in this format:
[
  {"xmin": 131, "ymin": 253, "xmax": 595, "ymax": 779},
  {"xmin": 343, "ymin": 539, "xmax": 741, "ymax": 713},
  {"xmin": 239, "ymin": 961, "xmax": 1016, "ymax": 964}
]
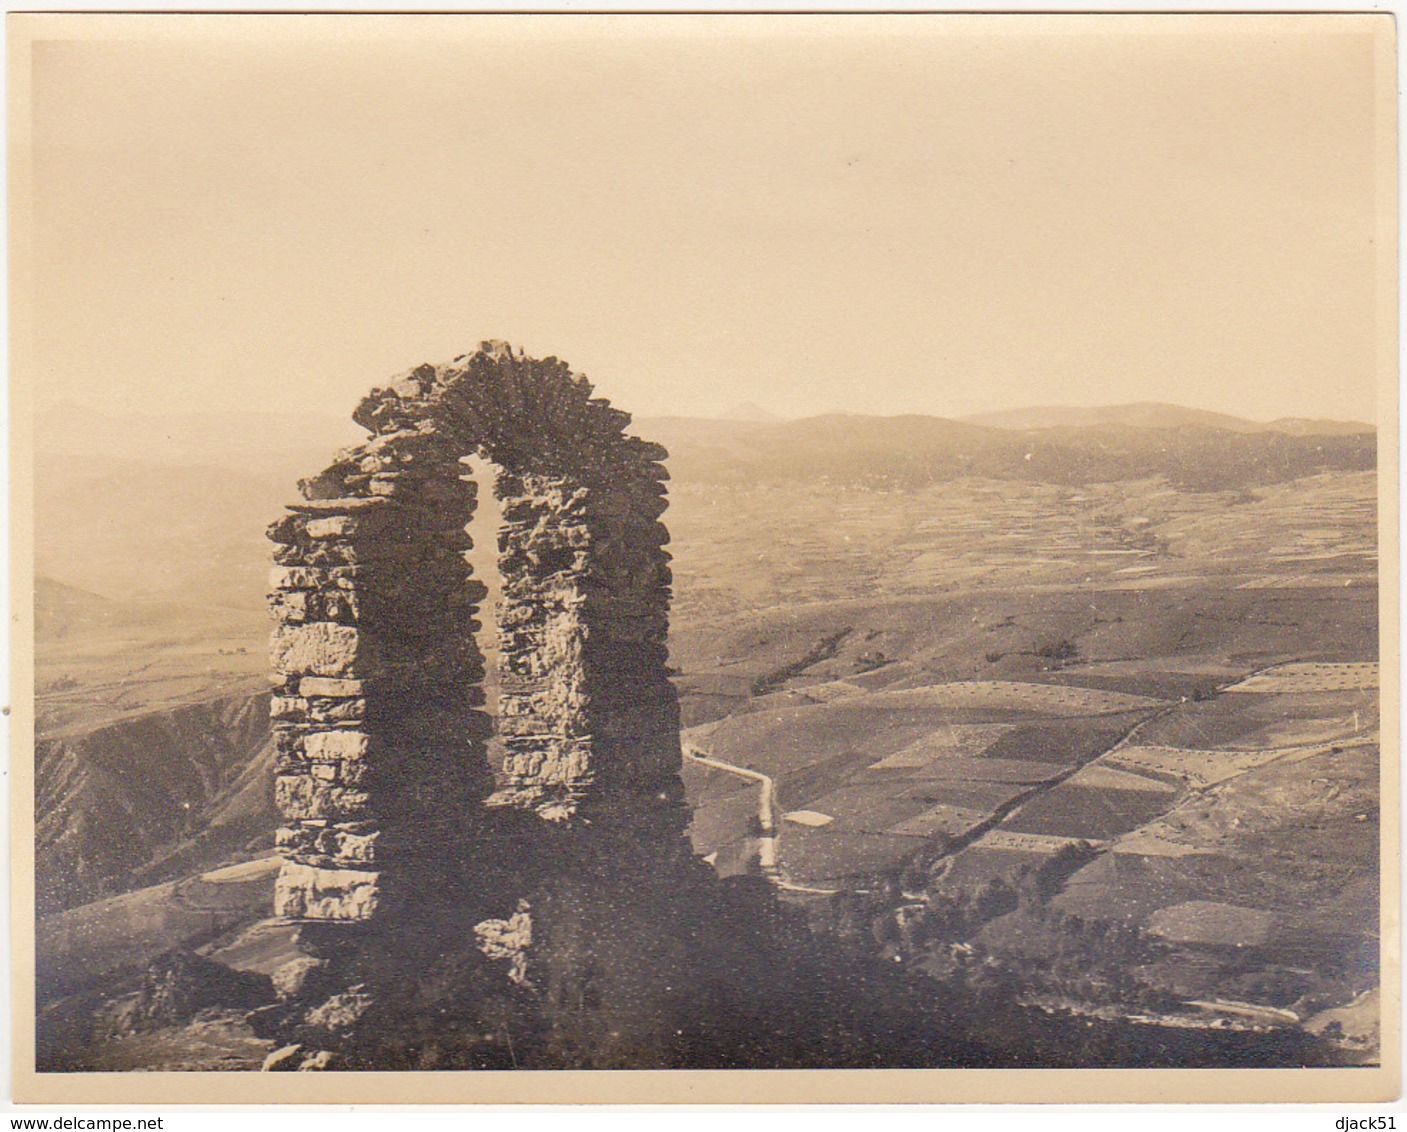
[{"xmin": 267, "ymin": 342, "xmax": 683, "ymax": 922}]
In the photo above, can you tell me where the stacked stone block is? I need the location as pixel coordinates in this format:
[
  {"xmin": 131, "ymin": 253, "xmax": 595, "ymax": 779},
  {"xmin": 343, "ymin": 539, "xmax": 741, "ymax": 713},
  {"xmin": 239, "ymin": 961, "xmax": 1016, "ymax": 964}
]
[
  {"xmin": 575, "ymin": 449, "xmax": 683, "ymax": 829},
  {"xmin": 487, "ymin": 454, "xmax": 681, "ymax": 832},
  {"xmin": 493, "ymin": 471, "xmax": 595, "ymax": 820},
  {"xmin": 267, "ymin": 426, "xmax": 490, "ymax": 922}
]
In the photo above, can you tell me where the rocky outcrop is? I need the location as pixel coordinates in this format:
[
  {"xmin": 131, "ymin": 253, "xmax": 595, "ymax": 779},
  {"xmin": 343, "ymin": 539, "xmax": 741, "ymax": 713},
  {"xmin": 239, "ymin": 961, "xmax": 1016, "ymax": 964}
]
[{"xmin": 94, "ymin": 949, "xmax": 272, "ymax": 1038}]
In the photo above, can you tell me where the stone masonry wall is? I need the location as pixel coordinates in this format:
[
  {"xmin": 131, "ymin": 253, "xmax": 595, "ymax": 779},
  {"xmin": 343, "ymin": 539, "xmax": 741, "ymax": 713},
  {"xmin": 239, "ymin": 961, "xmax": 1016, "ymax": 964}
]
[{"xmin": 268, "ymin": 342, "xmax": 684, "ymax": 923}]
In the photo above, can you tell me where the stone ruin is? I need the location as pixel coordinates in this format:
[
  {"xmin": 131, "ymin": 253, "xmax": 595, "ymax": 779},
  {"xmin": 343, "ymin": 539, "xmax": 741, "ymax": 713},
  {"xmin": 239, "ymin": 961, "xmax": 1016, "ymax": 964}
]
[
  {"xmin": 266, "ymin": 341, "xmax": 685, "ymax": 929},
  {"xmin": 256, "ymin": 344, "xmax": 938, "ymax": 1071}
]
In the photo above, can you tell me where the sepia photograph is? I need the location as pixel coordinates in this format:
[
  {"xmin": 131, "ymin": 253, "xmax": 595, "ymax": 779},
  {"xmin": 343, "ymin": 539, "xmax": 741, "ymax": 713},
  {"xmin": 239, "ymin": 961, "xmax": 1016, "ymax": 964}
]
[{"xmin": 8, "ymin": 11, "xmax": 1399, "ymax": 1104}]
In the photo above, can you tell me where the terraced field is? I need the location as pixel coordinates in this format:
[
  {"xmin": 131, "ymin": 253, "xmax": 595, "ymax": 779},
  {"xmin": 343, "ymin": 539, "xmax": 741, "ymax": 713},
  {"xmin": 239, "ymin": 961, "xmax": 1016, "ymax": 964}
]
[
  {"xmin": 1104, "ymin": 745, "xmax": 1313, "ymax": 789},
  {"xmin": 658, "ymin": 465, "xmax": 1382, "ymax": 1060},
  {"xmin": 1225, "ymin": 662, "xmax": 1379, "ymax": 694},
  {"xmin": 999, "ymin": 781, "xmax": 1176, "ymax": 841},
  {"xmin": 975, "ymin": 830, "xmax": 1098, "ymax": 854},
  {"xmin": 867, "ymin": 725, "xmax": 1015, "ymax": 768},
  {"xmin": 863, "ymin": 682, "xmax": 1165, "ymax": 716}
]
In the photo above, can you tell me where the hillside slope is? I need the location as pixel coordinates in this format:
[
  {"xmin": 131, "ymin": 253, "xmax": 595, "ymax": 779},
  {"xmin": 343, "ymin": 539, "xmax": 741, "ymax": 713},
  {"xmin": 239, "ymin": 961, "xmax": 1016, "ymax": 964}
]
[{"xmin": 36, "ymin": 691, "xmax": 275, "ymax": 915}]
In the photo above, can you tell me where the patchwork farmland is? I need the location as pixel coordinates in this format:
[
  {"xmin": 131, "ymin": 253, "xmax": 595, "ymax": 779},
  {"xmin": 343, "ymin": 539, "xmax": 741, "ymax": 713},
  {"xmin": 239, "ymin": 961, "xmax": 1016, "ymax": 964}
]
[{"xmin": 673, "ymin": 469, "xmax": 1379, "ymax": 1058}]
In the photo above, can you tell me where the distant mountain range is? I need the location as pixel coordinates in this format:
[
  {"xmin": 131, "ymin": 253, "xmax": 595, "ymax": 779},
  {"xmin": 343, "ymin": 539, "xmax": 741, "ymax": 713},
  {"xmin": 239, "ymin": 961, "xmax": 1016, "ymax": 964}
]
[{"xmin": 961, "ymin": 401, "xmax": 1374, "ymax": 435}]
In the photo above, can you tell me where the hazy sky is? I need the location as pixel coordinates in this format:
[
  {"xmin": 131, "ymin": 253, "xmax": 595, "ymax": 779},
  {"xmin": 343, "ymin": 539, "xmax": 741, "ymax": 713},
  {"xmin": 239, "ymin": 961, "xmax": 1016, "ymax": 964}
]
[{"xmin": 21, "ymin": 15, "xmax": 1391, "ymax": 423}]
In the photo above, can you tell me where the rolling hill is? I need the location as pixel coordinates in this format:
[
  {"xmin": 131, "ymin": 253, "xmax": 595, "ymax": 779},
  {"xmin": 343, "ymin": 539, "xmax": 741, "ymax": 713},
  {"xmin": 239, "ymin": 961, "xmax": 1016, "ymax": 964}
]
[{"xmin": 644, "ymin": 411, "xmax": 1374, "ymax": 493}]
